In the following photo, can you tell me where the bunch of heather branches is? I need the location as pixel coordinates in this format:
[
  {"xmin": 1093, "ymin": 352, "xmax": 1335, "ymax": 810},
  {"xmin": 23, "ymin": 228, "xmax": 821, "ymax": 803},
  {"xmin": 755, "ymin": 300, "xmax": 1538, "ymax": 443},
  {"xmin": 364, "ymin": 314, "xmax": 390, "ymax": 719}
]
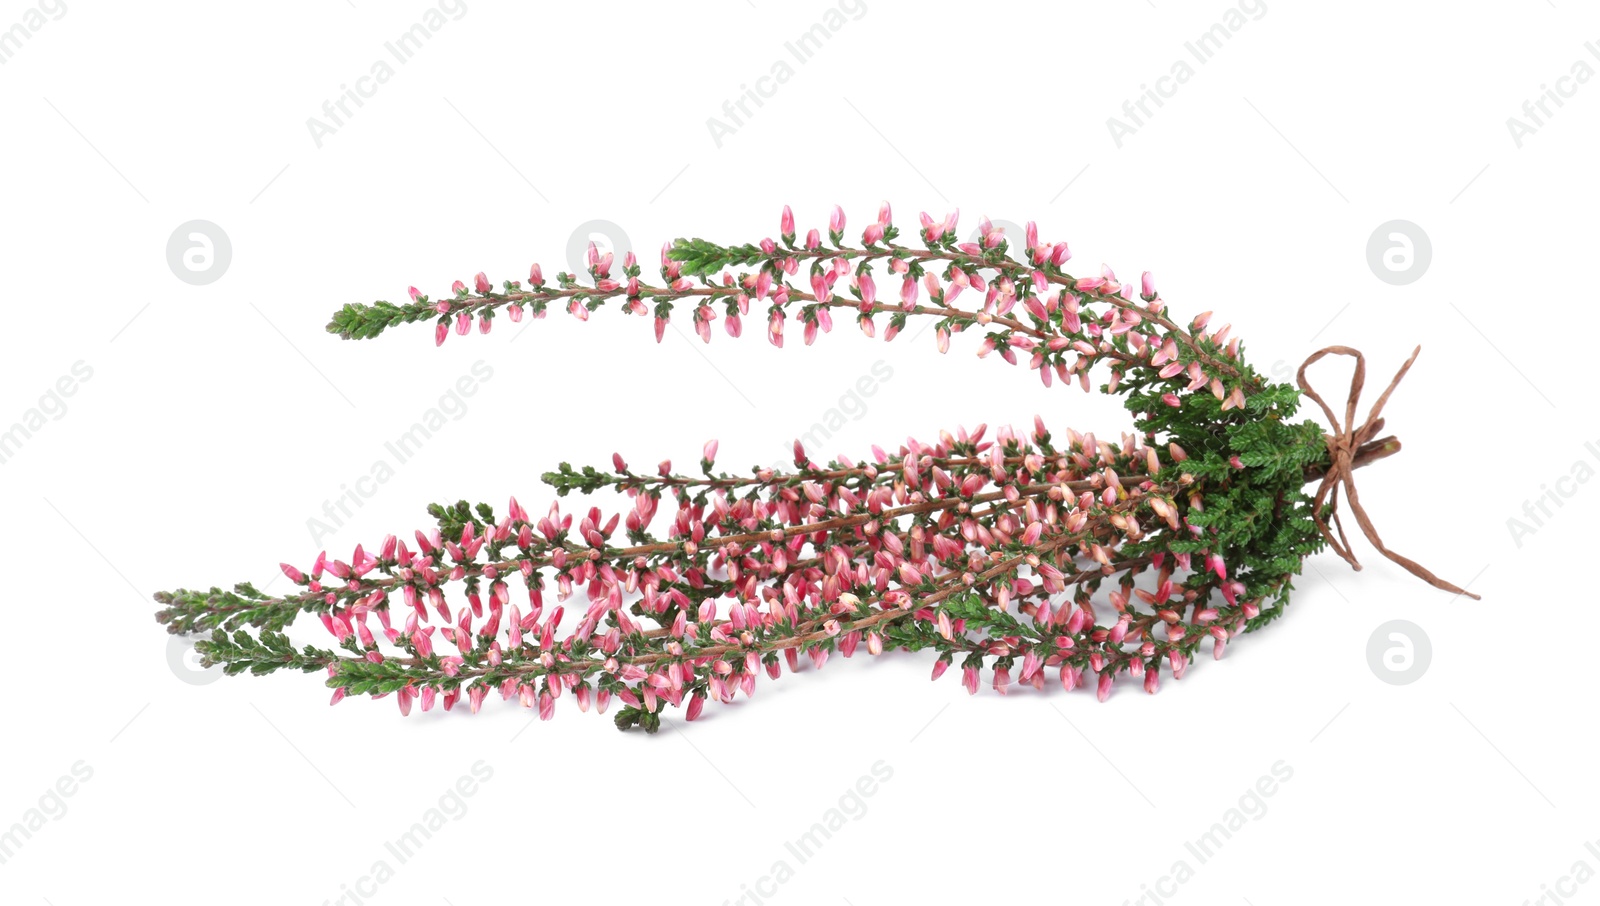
[{"xmin": 155, "ymin": 204, "xmax": 1427, "ymax": 732}]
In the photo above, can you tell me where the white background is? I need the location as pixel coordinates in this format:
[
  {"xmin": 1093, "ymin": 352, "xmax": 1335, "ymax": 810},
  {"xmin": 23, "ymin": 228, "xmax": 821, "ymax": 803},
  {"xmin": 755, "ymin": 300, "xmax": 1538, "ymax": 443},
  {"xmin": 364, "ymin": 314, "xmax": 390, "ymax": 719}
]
[{"xmin": 0, "ymin": 2, "xmax": 1592, "ymax": 904}]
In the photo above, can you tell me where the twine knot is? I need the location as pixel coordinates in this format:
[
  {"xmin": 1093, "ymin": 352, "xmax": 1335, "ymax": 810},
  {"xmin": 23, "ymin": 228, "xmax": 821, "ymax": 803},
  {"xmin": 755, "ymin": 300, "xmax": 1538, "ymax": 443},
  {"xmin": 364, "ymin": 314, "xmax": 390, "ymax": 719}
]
[{"xmin": 1296, "ymin": 346, "xmax": 1481, "ymax": 600}]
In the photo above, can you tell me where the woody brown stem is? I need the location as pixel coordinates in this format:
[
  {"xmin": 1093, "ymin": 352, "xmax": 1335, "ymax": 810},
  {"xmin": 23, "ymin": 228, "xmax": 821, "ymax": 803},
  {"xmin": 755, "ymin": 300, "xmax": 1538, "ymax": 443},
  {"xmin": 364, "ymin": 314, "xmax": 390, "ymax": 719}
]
[{"xmin": 1302, "ymin": 435, "xmax": 1400, "ymax": 485}]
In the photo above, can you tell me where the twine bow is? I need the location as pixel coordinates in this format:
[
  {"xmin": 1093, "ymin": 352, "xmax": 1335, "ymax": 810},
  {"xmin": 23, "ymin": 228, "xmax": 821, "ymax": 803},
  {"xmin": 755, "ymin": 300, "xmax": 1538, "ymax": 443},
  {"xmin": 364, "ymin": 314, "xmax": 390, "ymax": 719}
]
[{"xmin": 1296, "ymin": 346, "xmax": 1482, "ymax": 600}]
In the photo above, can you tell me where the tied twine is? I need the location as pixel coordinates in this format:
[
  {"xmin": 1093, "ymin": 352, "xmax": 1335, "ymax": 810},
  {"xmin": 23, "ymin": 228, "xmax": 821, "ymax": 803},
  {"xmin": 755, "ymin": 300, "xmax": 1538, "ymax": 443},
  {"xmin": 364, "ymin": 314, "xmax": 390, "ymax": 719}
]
[{"xmin": 1296, "ymin": 346, "xmax": 1482, "ymax": 601}]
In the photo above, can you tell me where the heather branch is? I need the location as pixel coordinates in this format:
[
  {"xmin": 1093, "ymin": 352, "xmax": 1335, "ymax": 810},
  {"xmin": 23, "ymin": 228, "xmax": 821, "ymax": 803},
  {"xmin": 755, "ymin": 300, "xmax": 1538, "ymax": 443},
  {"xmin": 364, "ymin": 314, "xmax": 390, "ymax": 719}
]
[{"xmin": 157, "ymin": 203, "xmax": 1470, "ymax": 729}]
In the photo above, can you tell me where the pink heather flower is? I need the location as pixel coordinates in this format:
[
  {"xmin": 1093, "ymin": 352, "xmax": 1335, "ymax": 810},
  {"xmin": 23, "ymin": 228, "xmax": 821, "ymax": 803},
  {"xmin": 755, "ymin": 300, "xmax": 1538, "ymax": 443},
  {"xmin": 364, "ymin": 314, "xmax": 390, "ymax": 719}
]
[
  {"xmin": 1207, "ymin": 553, "xmax": 1228, "ymax": 580},
  {"xmin": 1097, "ymin": 671, "xmax": 1114, "ymax": 703},
  {"xmin": 455, "ymin": 312, "xmax": 471, "ymax": 335},
  {"xmin": 805, "ymin": 228, "xmax": 821, "ymax": 250},
  {"xmin": 1141, "ymin": 271, "xmax": 1156, "ymax": 300},
  {"xmin": 863, "ymin": 222, "xmax": 885, "ymax": 245},
  {"xmin": 1109, "ymin": 614, "xmax": 1131, "ymax": 644},
  {"xmin": 877, "ymin": 200, "xmax": 892, "ymax": 226},
  {"xmin": 858, "ymin": 273, "xmax": 877, "ymax": 308},
  {"xmin": 408, "ymin": 286, "xmax": 422, "ymax": 302},
  {"xmin": 1144, "ymin": 667, "xmax": 1160, "ymax": 694},
  {"xmin": 703, "ymin": 439, "xmax": 718, "ymax": 462},
  {"xmin": 931, "ymin": 659, "xmax": 950, "ymax": 681},
  {"xmin": 321, "ymin": 612, "xmax": 351, "ymax": 641},
  {"xmin": 434, "ymin": 320, "xmax": 448, "ymax": 346},
  {"xmin": 962, "ymin": 665, "xmax": 979, "ymax": 695},
  {"xmin": 529, "ymin": 263, "xmax": 544, "ymax": 285},
  {"xmin": 780, "ymin": 205, "xmax": 795, "ymax": 239},
  {"xmin": 829, "ymin": 204, "xmax": 845, "ymax": 234},
  {"xmin": 810, "ymin": 271, "xmax": 832, "ymax": 305},
  {"xmin": 900, "ymin": 276, "xmax": 918, "ymax": 309},
  {"xmin": 280, "ymin": 563, "xmax": 305, "ymax": 584},
  {"xmin": 474, "ymin": 272, "xmax": 491, "ymax": 294}
]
